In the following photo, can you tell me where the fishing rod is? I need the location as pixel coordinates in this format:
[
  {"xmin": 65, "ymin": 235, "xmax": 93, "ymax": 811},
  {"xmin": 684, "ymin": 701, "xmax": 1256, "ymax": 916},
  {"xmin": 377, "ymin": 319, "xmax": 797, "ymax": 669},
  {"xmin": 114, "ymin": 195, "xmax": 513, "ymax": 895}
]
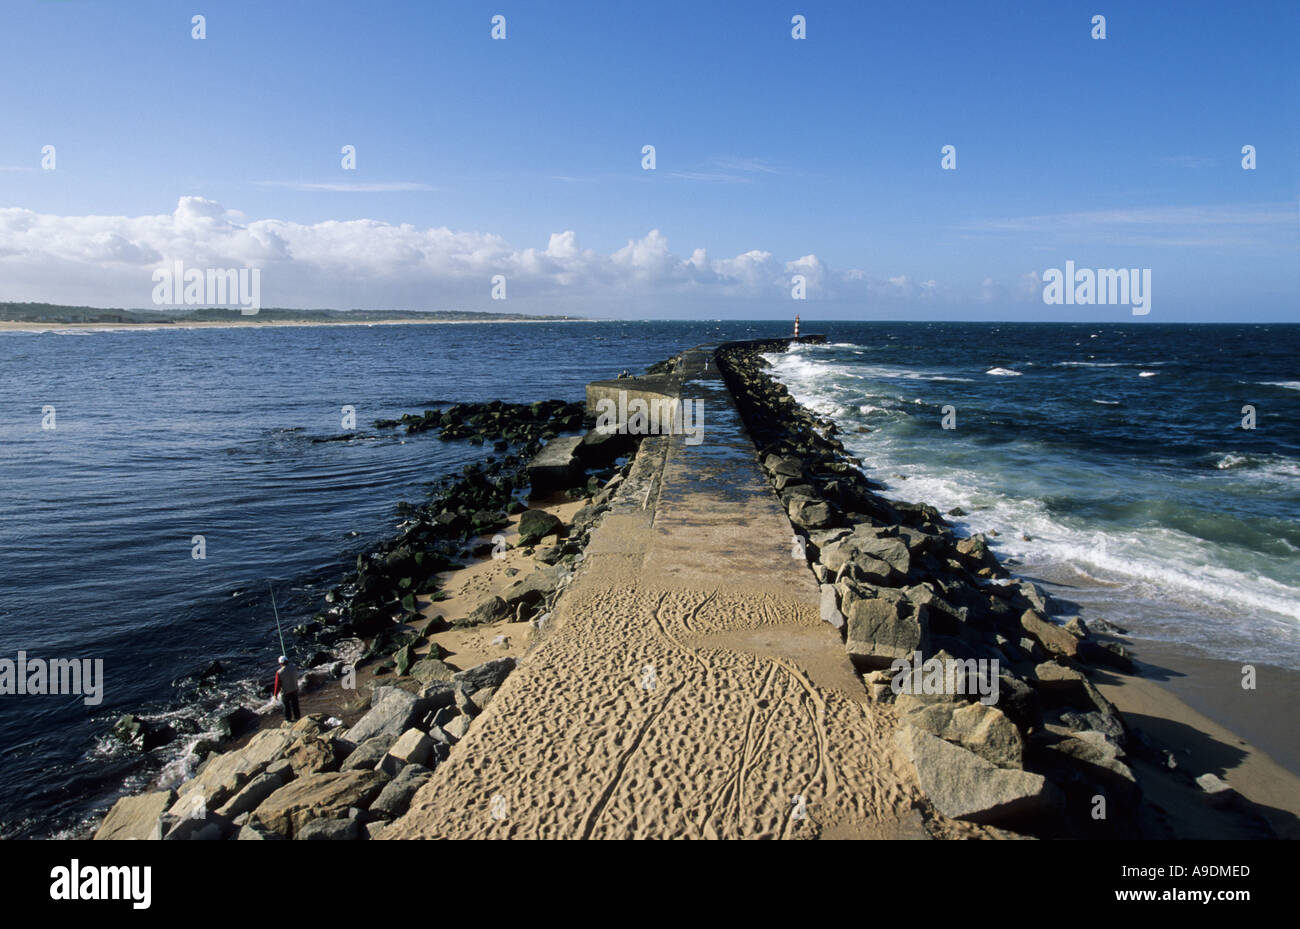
[{"xmin": 269, "ymin": 582, "xmax": 287, "ymax": 658}]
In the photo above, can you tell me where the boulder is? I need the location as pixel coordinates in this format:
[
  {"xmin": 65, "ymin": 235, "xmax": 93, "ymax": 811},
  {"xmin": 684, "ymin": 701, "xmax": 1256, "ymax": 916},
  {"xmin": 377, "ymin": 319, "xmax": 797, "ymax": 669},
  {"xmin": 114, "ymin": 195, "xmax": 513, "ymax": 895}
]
[
  {"xmin": 369, "ymin": 764, "xmax": 433, "ymax": 820},
  {"xmin": 341, "ymin": 734, "xmax": 397, "ymax": 772},
  {"xmin": 818, "ymin": 584, "xmax": 844, "ymax": 629},
  {"xmin": 409, "ymin": 657, "xmax": 456, "ymax": 684},
  {"xmin": 295, "ymin": 816, "xmax": 362, "ymax": 840},
  {"xmin": 346, "ymin": 691, "xmax": 424, "ymax": 744},
  {"xmin": 763, "ymin": 455, "xmax": 804, "ymax": 478},
  {"xmin": 236, "ymin": 821, "xmax": 284, "ymax": 840},
  {"xmin": 213, "ymin": 707, "xmax": 260, "ymax": 741},
  {"xmin": 175, "ymin": 729, "xmax": 296, "ymax": 810},
  {"xmin": 503, "ymin": 566, "xmax": 562, "ymax": 607},
  {"xmin": 252, "ymin": 771, "xmax": 388, "ymax": 838},
  {"xmin": 453, "ymin": 657, "xmax": 516, "ymax": 694},
  {"xmin": 93, "ymin": 789, "xmax": 175, "ymax": 840},
  {"xmin": 379, "ymin": 728, "xmax": 434, "ymax": 775},
  {"xmin": 469, "ymin": 685, "xmax": 498, "ymax": 713},
  {"xmin": 518, "ymin": 509, "xmax": 564, "ymax": 545},
  {"xmin": 1044, "ymin": 731, "xmax": 1139, "ymax": 802},
  {"xmin": 787, "ymin": 496, "xmax": 833, "ymax": 529},
  {"xmin": 444, "ymin": 714, "xmax": 472, "ymax": 741},
  {"xmin": 216, "ymin": 770, "xmax": 289, "ymax": 820},
  {"xmin": 900, "ymin": 701, "xmax": 1025, "ymax": 768},
  {"xmin": 458, "ymin": 595, "xmax": 511, "ymax": 627},
  {"xmin": 897, "ymin": 726, "xmax": 1057, "ymax": 824},
  {"xmin": 844, "ymin": 589, "xmax": 928, "ymax": 664},
  {"xmin": 526, "ymin": 436, "xmax": 583, "ymax": 494},
  {"xmin": 575, "ymin": 428, "xmax": 635, "ymax": 466},
  {"xmin": 1020, "ymin": 610, "xmax": 1079, "ymax": 658},
  {"xmin": 282, "ymin": 736, "xmax": 338, "ymax": 777}
]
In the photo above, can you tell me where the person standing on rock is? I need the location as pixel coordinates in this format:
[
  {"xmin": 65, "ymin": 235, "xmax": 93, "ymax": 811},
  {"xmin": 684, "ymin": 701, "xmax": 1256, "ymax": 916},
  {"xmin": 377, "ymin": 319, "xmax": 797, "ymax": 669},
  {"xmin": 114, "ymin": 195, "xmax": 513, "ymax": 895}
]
[{"xmin": 273, "ymin": 656, "xmax": 300, "ymax": 722}]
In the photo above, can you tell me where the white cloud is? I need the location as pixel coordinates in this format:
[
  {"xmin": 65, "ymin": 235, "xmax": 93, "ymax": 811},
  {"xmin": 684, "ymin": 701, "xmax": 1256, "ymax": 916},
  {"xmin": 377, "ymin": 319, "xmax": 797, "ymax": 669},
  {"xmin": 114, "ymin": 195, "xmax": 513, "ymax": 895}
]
[{"xmin": 0, "ymin": 196, "xmax": 979, "ymax": 311}]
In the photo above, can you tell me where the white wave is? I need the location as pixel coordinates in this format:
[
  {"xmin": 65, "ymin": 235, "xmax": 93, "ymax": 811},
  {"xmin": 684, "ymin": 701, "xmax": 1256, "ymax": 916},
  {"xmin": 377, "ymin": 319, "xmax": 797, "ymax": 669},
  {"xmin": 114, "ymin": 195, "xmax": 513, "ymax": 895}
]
[
  {"xmin": 1260, "ymin": 381, "xmax": 1300, "ymax": 391},
  {"xmin": 1055, "ymin": 360, "xmax": 1167, "ymax": 368},
  {"xmin": 1138, "ymin": 371, "xmax": 1158, "ymax": 377},
  {"xmin": 985, "ymin": 367, "xmax": 1022, "ymax": 376},
  {"xmin": 1093, "ymin": 399, "xmax": 1121, "ymax": 405},
  {"xmin": 1215, "ymin": 453, "xmax": 1251, "ymax": 470}
]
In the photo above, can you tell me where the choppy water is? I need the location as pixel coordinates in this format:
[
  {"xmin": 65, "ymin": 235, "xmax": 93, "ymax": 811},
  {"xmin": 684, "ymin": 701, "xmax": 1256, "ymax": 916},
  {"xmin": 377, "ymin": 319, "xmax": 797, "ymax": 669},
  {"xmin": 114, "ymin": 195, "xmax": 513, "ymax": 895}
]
[
  {"xmin": 762, "ymin": 323, "xmax": 1300, "ymax": 674},
  {"xmin": 1, "ymin": 319, "xmax": 1296, "ymax": 836}
]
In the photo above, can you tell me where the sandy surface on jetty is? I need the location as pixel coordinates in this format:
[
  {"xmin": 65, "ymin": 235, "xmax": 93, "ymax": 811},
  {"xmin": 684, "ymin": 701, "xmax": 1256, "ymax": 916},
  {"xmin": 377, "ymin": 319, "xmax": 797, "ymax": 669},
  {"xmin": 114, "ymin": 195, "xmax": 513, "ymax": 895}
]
[{"xmin": 383, "ymin": 428, "xmax": 993, "ymax": 841}]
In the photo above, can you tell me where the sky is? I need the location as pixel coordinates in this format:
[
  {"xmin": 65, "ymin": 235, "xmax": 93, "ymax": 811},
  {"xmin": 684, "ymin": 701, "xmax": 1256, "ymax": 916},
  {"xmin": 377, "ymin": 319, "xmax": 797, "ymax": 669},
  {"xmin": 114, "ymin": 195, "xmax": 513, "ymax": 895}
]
[{"xmin": 0, "ymin": 0, "xmax": 1296, "ymax": 321}]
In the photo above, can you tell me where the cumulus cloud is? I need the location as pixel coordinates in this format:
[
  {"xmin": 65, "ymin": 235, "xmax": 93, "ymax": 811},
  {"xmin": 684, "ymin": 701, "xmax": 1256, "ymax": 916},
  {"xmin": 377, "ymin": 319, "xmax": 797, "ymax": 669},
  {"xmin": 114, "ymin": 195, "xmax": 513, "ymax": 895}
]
[{"xmin": 0, "ymin": 196, "xmax": 982, "ymax": 312}]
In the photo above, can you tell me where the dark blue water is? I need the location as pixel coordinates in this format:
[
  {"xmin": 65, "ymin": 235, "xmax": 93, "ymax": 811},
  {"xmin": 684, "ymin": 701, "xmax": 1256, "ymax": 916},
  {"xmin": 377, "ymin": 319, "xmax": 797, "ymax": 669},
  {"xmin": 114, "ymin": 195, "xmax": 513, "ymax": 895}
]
[
  {"xmin": 0, "ymin": 319, "xmax": 793, "ymax": 837},
  {"xmin": 1, "ymin": 320, "xmax": 1296, "ymax": 836},
  {"xmin": 764, "ymin": 323, "xmax": 1300, "ymax": 669}
]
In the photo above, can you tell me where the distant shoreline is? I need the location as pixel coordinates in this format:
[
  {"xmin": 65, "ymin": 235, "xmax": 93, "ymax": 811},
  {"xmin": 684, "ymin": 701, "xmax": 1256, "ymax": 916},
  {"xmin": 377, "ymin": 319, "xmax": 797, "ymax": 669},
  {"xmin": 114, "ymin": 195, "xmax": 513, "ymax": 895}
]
[{"xmin": 0, "ymin": 318, "xmax": 600, "ymax": 333}]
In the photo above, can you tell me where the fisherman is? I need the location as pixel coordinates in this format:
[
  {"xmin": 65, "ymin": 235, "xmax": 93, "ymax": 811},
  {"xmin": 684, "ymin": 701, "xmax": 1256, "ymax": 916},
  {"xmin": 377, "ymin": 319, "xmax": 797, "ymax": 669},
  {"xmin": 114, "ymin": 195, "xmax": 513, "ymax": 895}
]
[{"xmin": 273, "ymin": 655, "xmax": 300, "ymax": 722}]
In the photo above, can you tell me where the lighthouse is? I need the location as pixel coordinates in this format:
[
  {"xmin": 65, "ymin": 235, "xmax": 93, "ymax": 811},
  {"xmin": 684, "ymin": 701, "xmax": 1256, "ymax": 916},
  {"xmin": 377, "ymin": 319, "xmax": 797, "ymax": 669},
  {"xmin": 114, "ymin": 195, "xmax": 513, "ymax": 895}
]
[{"xmin": 794, "ymin": 314, "xmax": 800, "ymax": 339}]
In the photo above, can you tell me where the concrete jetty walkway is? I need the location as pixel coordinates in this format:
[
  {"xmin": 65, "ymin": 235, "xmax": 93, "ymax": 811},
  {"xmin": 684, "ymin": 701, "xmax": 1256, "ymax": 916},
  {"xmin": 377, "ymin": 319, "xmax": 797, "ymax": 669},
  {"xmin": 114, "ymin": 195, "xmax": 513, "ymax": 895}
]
[{"xmin": 384, "ymin": 343, "xmax": 979, "ymax": 839}]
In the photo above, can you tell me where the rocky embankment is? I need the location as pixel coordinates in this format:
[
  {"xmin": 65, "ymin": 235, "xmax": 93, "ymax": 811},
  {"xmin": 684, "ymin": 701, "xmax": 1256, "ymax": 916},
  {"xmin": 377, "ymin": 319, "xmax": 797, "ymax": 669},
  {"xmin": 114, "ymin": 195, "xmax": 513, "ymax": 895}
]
[
  {"xmin": 95, "ymin": 396, "xmax": 645, "ymax": 840},
  {"xmin": 715, "ymin": 342, "xmax": 1185, "ymax": 836}
]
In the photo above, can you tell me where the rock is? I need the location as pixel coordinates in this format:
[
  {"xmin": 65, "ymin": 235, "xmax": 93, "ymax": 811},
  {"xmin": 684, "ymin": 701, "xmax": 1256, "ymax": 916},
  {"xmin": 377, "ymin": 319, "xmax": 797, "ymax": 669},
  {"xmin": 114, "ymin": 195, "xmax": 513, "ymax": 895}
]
[
  {"xmin": 459, "ymin": 595, "xmax": 511, "ymax": 627},
  {"xmin": 503, "ymin": 566, "xmax": 562, "ymax": 607},
  {"xmin": 296, "ymin": 816, "xmax": 361, "ymax": 840},
  {"xmin": 394, "ymin": 643, "xmax": 416, "ymax": 676},
  {"xmin": 175, "ymin": 729, "xmax": 297, "ymax": 810},
  {"xmin": 900, "ymin": 701, "xmax": 1025, "ymax": 769},
  {"xmin": 844, "ymin": 589, "xmax": 928, "ymax": 665},
  {"xmin": 851, "ymin": 533, "xmax": 911, "ymax": 576},
  {"xmin": 216, "ymin": 770, "xmax": 289, "ymax": 820},
  {"xmin": 283, "ymin": 736, "xmax": 339, "ymax": 777},
  {"xmin": 575, "ymin": 428, "xmax": 635, "ymax": 466},
  {"xmin": 444, "ymin": 714, "xmax": 472, "ymax": 741},
  {"xmin": 896, "ymin": 726, "xmax": 1057, "ymax": 824},
  {"xmin": 94, "ymin": 789, "xmax": 175, "ymax": 840},
  {"xmin": 763, "ymin": 454, "xmax": 804, "ymax": 478},
  {"xmin": 346, "ymin": 691, "xmax": 425, "ymax": 744},
  {"xmin": 237, "ymin": 821, "xmax": 284, "ymax": 840},
  {"xmin": 369, "ymin": 764, "xmax": 433, "ymax": 820},
  {"xmin": 1018, "ymin": 582, "xmax": 1051, "ymax": 614},
  {"xmin": 1019, "ymin": 610, "xmax": 1079, "ymax": 658},
  {"xmin": 380, "ymin": 728, "xmax": 434, "ymax": 775},
  {"xmin": 409, "ymin": 657, "xmax": 456, "ymax": 684},
  {"xmin": 786, "ymin": 496, "xmax": 833, "ymax": 529},
  {"xmin": 1031, "ymin": 662, "xmax": 1119, "ymax": 721},
  {"xmin": 214, "ymin": 707, "xmax": 260, "ymax": 741},
  {"xmin": 1064, "ymin": 617, "xmax": 1089, "ymax": 638},
  {"xmin": 452, "ymin": 657, "xmax": 516, "ymax": 694},
  {"xmin": 1044, "ymin": 731, "xmax": 1139, "ymax": 802},
  {"xmin": 253, "ymin": 771, "xmax": 389, "ymax": 838},
  {"xmin": 526, "ymin": 436, "xmax": 583, "ymax": 494},
  {"xmin": 518, "ymin": 509, "xmax": 563, "ymax": 546},
  {"xmin": 341, "ymin": 734, "xmax": 397, "ymax": 772},
  {"xmin": 111, "ymin": 713, "xmax": 177, "ymax": 751},
  {"xmin": 417, "ymin": 680, "xmax": 459, "ymax": 710},
  {"xmin": 1195, "ymin": 773, "xmax": 1235, "ymax": 806},
  {"xmin": 469, "ymin": 685, "xmax": 498, "ymax": 712},
  {"xmin": 818, "ymin": 584, "xmax": 844, "ymax": 629}
]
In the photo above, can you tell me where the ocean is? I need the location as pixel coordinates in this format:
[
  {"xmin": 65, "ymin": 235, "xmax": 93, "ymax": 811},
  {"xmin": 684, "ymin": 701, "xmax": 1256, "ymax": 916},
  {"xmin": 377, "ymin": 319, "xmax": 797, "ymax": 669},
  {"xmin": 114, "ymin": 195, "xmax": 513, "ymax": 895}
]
[{"xmin": 1, "ymin": 320, "xmax": 1296, "ymax": 837}]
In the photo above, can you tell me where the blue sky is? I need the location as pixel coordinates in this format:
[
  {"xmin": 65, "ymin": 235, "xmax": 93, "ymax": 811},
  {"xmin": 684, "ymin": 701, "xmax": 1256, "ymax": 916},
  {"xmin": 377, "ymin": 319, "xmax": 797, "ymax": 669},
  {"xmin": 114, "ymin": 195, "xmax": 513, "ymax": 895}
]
[{"xmin": 1, "ymin": 0, "xmax": 1296, "ymax": 320}]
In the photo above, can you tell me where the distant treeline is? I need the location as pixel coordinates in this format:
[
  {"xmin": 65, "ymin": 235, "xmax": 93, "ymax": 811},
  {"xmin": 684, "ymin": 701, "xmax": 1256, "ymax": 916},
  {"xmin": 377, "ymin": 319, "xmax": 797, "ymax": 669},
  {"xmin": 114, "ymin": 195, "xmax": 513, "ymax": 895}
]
[{"xmin": 0, "ymin": 303, "xmax": 584, "ymax": 324}]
